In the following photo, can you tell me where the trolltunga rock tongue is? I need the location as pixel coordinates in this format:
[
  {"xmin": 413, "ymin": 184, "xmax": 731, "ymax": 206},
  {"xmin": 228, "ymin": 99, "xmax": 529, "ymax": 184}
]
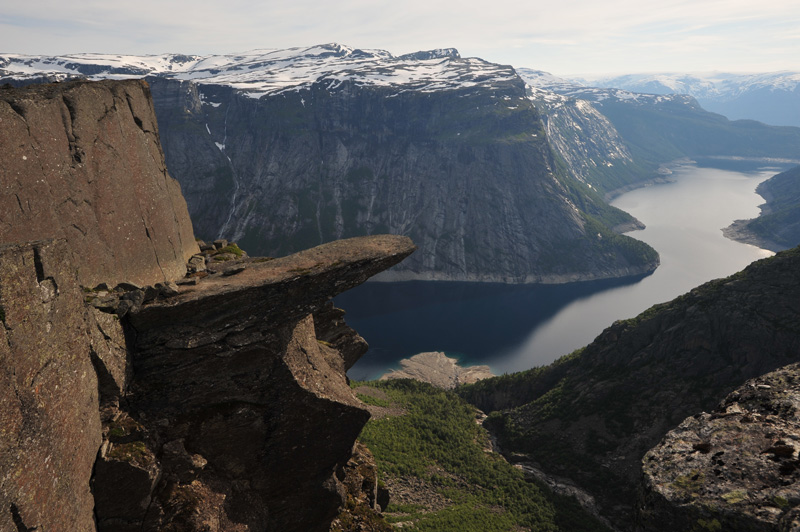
[
  {"xmin": 128, "ymin": 234, "xmax": 416, "ymax": 351},
  {"xmin": 117, "ymin": 234, "xmax": 414, "ymax": 531}
]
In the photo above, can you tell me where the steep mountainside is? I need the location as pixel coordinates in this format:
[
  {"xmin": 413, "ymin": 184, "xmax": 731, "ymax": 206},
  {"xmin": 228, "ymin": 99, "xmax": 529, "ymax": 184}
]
[
  {"xmin": 582, "ymin": 71, "xmax": 800, "ymax": 128},
  {"xmin": 725, "ymin": 165, "xmax": 800, "ymax": 251},
  {"xmin": 1, "ymin": 45, "xmax": 658, "ymax": 283},
  {"xmin": 459, "ymin": 246, "xmax": 800, "ymax": 529},
  {"xmin": 520, "ymin": 69, "xmax": 800, "ymax": 194},
  {"xmin": 524, "ymin": 82, "xmax": 651, "ymax": 196},
  {"xmin": 0, "ymin": 79, "xmax": 416, "ymax": 532}
]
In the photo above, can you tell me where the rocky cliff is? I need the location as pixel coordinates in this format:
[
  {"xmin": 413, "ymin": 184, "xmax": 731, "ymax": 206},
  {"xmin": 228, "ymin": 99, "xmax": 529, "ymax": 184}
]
[
  {"xmin": 0, "ymin": 79, "xmax": 416, "ymax": 531},
  {"xmin": 0, "ymin": 46, "xmax": 660, "ymax": 283},
  {"xmin": 461, "ymin": 245, "xmax": 800, "ymax": 529},
  {"xmin": 0, "ymin": 79, "xmax": 199, "ymax": 287},
  {"xmin": 0, "ymin": 239, "xmax": 102, "ymax": 532},
  {"xmin": 146, "ymin": 66, "xmax": 657, "ymax": 283}
]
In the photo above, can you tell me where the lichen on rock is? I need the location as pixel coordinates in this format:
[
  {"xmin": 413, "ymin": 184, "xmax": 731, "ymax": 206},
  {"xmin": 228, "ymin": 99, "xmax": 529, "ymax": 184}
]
[{"xmin": 638, "ymin": 363, "xmax": 800, "ymax": 531}]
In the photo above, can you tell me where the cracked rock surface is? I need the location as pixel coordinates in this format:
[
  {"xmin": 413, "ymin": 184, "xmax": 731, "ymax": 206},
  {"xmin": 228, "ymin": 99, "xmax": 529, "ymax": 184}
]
[
  {"xmin": 0, "ymin": 79, "xmax": 198, "ymax": 288},
  {"xmin": 639, "ymin": 363, "xmax": 800, "ymax": 531}
]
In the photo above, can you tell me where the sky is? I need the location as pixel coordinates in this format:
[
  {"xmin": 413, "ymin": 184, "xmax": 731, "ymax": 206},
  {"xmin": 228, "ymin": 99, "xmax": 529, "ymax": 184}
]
[{"xmin": 1, "ymin": 0, "xmax": 799, "ymax": 76}]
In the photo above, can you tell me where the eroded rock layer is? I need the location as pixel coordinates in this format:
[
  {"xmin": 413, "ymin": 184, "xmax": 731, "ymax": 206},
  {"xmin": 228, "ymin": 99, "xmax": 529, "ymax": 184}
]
[
  {"xmin": 94, "ymin": 235, "xmax": 415, "ymax": 531},
  {"xmin": 0, "ymin": 80, "xmax": 199, "ymax": 288},
  {"xmin": 0, "ymin": 240, "xmax": 101, "ymax": 531}
]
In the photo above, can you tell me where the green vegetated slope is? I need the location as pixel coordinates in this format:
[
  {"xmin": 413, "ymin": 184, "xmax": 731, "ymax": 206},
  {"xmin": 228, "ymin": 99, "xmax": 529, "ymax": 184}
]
[
  {"xmin": 744, "ymin": 165, "xmax": 800, "ymax": 249},
  {"xmin": 458, "ymin": 246, "xmax": 800, "ymax": 529},
  {"xmin": 596, "ymin": 96, "xmax": 800, "ymax": 171},
  {"xmin": 353, "ymin": 379, "xmax": 609, "ymax": 532}
]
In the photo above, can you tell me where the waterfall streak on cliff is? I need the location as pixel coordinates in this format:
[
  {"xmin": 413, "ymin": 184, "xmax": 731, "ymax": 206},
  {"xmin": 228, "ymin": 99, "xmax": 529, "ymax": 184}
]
[{"xmin": 218, "ymin": 106, "xmax": 241, "ymax": 238}]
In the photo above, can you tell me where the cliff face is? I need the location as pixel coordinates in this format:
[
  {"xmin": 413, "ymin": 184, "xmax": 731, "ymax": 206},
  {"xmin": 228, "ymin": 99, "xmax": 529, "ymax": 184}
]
[
  {"xmin": 1, "ymin": 47, "xmax": 661, "ymax": 284},
  {"xmin": 525, "ymin": 83, "xmax": 650, "ymax": 197},
  {"xmin": 148, "ymin": 76, "xmax": 657, "ymax": 283},
  {"xmin": 0, "ymin": 80, "xmax": 199, "ymax": 287},
  {"xmin": 0, "ymin": 80, "xmax": 416, "ymax": 532},
  {"xmin": 462, "ymin": 246, "xmax": 800, "ymax": 529},
  {"xmin": 0, "ymin": 240, "xmax": 101, "ymax": 532}
]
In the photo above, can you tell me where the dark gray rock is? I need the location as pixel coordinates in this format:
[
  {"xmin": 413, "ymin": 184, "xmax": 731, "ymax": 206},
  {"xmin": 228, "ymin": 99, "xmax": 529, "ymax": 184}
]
[
  {"xmin": 638, "ymin": 363, "xmax": 800, "ymax": 531},
  {"xmin": 149, "ymin": 76, "xmax": 657, "ymax": 284}
]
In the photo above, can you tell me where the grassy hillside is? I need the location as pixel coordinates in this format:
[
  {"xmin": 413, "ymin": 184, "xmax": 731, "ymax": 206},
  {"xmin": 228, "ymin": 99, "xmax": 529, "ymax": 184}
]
[{"xmin": 353, "ymin": 379, "xmax": 609, "ymax": 532}]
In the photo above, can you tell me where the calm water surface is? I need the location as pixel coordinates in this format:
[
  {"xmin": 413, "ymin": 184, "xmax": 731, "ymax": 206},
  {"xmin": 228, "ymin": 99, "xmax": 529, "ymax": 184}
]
[{"xmin": 339, "ymin": 163, "xmax": 782, "ymax": 380}]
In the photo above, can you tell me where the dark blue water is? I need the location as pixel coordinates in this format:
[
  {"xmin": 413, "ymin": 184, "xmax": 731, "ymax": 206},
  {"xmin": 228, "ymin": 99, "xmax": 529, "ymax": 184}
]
[
  {"xmin": 339, "ymin": 162, "xmax": 783, "ymax": 381},
  {"xmin": 336, "ymin": 276, "xmax": 647, "ymax": 380}
]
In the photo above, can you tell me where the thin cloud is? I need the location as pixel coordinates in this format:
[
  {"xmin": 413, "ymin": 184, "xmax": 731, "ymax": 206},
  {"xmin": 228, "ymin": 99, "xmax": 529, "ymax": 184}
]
[{"xmin": 1, "ymin": 0, "xmax": 798, "ymax": 73}]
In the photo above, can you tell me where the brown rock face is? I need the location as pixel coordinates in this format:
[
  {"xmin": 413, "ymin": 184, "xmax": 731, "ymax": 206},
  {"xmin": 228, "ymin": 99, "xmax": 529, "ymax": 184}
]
[
  {"xmin": 0, "ymin": 80, "xmax": 199, "ymax": 287},
  {"xmin": 117, "ymin": 235, "xmax": 415, "ymax": 532},
  {"xmin": 54, "ymin": 234, "xmax": 415, "ymax": 531},
  {"xmin": 639, "ymin": 363, "xmax": 800, "ymax": 531},
  {"xmin": 0, "ymin": 239, "xmax": 102, "ymax": 531}
]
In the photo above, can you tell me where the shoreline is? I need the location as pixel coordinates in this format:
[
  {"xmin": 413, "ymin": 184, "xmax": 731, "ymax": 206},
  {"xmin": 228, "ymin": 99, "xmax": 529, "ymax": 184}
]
[
  {"xmin": 378, "ymin": 351, "xmax": 495, "ymax": 389},
  {"xmin": 722, "ymin": 219, "xmax": 784, "ymax": 253},
  {"xmin": 371, "ymin": 260, "xmax": 659, "ymax": 285},
  {"xmin": 603, "ymin": 157, "xmax": 695, "ymax": 202}
]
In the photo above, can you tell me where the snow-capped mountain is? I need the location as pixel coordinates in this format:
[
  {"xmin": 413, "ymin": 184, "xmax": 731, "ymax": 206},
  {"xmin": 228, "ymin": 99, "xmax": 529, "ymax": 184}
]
[
  {"xmin": 0, "ymin": 44, "xmax": 518, "ymax": 98},
  {"xmin": 517, "ymin": 67, "xmax": 694, "ymax": 107},
  {"xmin": 574, "ymin": 72, "xmax": 800, "ymax": 127},
  {"xmin": 516, "ymin": 67, "xmax": 800, "ymax": 179}
]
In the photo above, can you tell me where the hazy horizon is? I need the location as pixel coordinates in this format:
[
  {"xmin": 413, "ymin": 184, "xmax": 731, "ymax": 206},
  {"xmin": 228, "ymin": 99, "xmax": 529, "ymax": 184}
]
[{"xmin": 2, "ymin": 0, "xmax": 798, "ymax": 77}]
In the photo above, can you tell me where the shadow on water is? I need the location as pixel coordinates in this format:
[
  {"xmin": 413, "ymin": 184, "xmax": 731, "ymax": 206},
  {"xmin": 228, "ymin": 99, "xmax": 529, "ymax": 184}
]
[{"xmin": 337, "ymin": 274, "xmax": 649, "ymax": 380}]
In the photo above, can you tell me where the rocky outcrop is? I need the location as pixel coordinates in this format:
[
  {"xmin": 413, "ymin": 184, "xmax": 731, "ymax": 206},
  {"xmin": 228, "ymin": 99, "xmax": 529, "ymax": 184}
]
[
  {"xmin": 0, "ymin": 239, "xmax": 102, "ymax": 531},
  {"xmin": 0, "ymin": 79, "xmax": 415, "ymax": 532},
  {"xmin": 0, "ymin": 80, "xmax": 199, "ymax": 288},
  {"xmin": 638, "ymin": 363, "xmax": 800, "ymax": 531},
  {"xmin": 379, "ymin": 352, "xmax": 494, "ymax": 389},
  {"xmin": 90, "ymin": 234, "xmax": 415, "ymax": 532},
  {"xmin": 465, "ymin": 246, "xmax": 800, "ymax": 529}
]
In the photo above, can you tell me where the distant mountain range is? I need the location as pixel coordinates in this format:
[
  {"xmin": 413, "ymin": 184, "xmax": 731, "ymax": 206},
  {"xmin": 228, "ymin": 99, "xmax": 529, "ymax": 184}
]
[
  {"xmin": 519, "ymin": 67, "xmax": 800, "ymax": 194},
  {"xmin": 3, "ymin": 45, "xmax": 799, "ymax": 277},
  {"xmin": 573, "ymin": 71, "xmax": 800, "ymax": 128}
]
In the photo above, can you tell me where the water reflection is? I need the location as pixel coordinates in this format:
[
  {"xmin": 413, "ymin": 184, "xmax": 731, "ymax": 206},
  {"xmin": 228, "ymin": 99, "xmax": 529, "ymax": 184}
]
[
  {"xmin": 337, "ymin": 275, "xmax": 649, "ymax": 380},
  {"xmin": 340, "ymin": 162, "xmax": 784, "ymax": 380}
]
